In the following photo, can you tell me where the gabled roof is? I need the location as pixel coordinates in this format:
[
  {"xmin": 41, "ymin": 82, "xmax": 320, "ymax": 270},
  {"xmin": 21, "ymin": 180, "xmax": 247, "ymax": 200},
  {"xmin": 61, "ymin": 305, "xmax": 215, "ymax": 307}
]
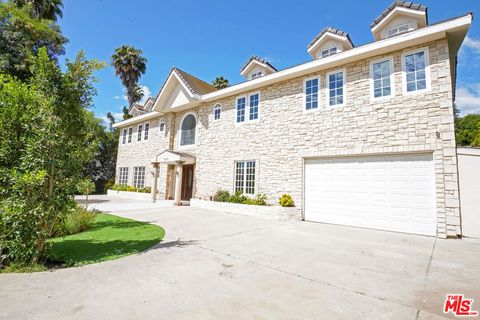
[
  {"xmin": 173, "ymin": 67, "xmax": 217, "ymax": 95},
  {"xmin": 240, "ymin": 56, "xmax": 277, "ymax": 74},
  {"xmin": 307, "ymin": 27, "xmax": 353, "ymax": 50},
  {"xmin": 371, "ymin": 1, "xmax": 428, "ymax": 28}
]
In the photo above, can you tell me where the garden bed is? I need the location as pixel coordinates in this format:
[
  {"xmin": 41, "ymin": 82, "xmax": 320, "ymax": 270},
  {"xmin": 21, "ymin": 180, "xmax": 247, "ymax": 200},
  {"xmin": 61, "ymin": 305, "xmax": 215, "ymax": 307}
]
[
  {"xmin": 190, "ymin": 198, "xmax": 301, "ymax": 221},
  {"xmin": 107, "ymin": 189, "xmax": 154, "ymax": 201}
]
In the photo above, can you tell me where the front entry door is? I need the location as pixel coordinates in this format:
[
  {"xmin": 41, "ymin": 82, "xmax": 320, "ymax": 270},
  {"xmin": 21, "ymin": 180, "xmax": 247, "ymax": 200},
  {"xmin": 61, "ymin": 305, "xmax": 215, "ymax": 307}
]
[{"xmin": 181, "ymin": 164, "xmax": 194, "ymax": 200}]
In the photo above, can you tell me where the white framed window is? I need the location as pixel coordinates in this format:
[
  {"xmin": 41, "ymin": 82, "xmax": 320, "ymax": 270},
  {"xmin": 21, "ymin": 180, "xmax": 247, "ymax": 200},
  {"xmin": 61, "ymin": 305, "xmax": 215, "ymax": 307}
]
[
  {"xmin": 133, "ymin": 166, "xmax": 145, "ymax": 188},
  {"xmin": 159, "ymin": 118, "xmax": 165, "ymax": 132},
  {"xmin": 236, "ymin": 97, "xmax": 246, "ymax": 123},
  {"xmin": 402, "ymin": 48, "xmax": 430, "ymax": 94},
  {"xmin": 127, "ymin": 127, "xmax": 133, "ymax": 143},
  {"xmin": 236, "ymin": 94, "xmax": 260, "ymax": 123},
  {"xmin": 118, "ymin": 167, "xmax": 128, "ymax": 185},
  {"xmin": 370, "ymin": 58, "xmax": 394, "ymax": 100},
  {"xmin": 251, "ymin": 72, "xmax": 262, "ymax": 79},
  {"xmin": 122, "ymin": 129, "xmax": 127, "ymax": 144},
  {"xmin": 304, "ymin": 77, "xmax": 319, "ymax": 110},
  {"xmin": 249, "ymin": 93, "xmax": 259, "ymax": 120},
  {"xmin": 137, "ymin": 124, "xmax": 143, "ymax": 141},
  {"xmin": 144, "ymin": 123, "xmax": 149, "ymax": 140},
  {"xmin": 213, "ymin": 104, "xmax": 221, "ymax": 120},
  {"xmin": 320, "ymin": 46, "xmax": 337, "ymax": 58},
  {"xmin": 327, "ymin": 69, "xmax": 345, "ymax": 107},
  {"xmin": 180, "ymin": 113, "xmax": 196, "ymax": 147},
  {"xmin": 387, "ymin": 23, "xmax": 410, "ymax": 38},
  {"xmin": 234, "ymin": 161, "xmax": 256, "ymax": 195}
]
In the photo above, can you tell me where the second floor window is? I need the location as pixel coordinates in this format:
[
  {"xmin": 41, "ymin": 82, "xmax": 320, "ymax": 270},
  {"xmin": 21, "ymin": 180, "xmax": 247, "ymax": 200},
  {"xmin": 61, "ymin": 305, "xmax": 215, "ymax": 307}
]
[
  {"xmin": 405, "ymin": 50, "xmax": 427, "ymax": 92},
  {"xmin": 137, "ymin": 124, "xmax": 143, "ymax": 141},
  {"xmin": 180, "ymin": 114, "xmax": 196, "ymax": 146},
  {"xmin": 144, "ymin": 123, "xmax": 149, "ymax": 140},
  {"xmin": 372, "ymin": 60, "xmax": 392, "ymax": 98},
  {"xmin": 249, "ymin": 94, "xmax": 259, "ymax": 120},
  {"xmin": 236, "ymin": 97, "xmax": 246, "ymax": 123},
  {"xmin": 387, "ymin": 23, "xmax": 410, "ymax": 38},
  {"xmin": 328, "ymin": 71, "xmax": 345, "ymax": 107},
  {"xmin": 214, "ymin": 104, "xmax": 221, "ymax": 120},
  {"xmin": 159, "ymin": 119, "xmax": 165, "ymax": 132},
  {"xmin": 122, "ymin": 129, "xmax": 127, "ymax": 144},
  {"xmin": 128, "ymin": 127, "xmax": 133, "ymax": 143},
  {"xmin": 305, "ymin": 78, "xmax": 319, "ymax": 110}
]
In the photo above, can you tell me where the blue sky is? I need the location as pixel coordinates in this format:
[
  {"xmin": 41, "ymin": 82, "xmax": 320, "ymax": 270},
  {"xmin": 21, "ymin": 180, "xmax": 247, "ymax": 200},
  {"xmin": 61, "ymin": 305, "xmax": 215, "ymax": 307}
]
[{"xmin": 58, "ymin": 0, "xmax": 480, "ymax": 122}]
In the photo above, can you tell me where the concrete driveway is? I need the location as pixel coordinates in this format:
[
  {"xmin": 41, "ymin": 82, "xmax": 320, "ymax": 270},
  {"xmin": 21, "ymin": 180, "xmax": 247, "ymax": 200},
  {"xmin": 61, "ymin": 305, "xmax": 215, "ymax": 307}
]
[{"xmin": 1, "ymin": 195, "xmax": 479, "ymax": 320}]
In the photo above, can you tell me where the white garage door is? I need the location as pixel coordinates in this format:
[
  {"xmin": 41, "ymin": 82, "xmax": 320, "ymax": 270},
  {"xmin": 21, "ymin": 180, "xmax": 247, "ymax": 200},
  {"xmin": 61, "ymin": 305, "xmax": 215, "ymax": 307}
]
[{"xmin": 304, "ymin": 153, "xmax": 437, "ymax": 236}]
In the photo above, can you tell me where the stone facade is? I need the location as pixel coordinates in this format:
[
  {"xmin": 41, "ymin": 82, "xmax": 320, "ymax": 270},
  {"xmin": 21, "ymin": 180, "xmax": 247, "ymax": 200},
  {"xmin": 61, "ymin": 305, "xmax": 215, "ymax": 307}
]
[{"xmin": 115, "ymin": 39, "xmax": 460, "ymax": 238}]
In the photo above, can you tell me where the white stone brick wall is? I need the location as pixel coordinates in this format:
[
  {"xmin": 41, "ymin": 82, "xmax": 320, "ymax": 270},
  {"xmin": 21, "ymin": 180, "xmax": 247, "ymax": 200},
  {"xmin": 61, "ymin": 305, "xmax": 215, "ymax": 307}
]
[{"xmin": 115, "ymin": 39, "xmax": 461, "ymax": 238}]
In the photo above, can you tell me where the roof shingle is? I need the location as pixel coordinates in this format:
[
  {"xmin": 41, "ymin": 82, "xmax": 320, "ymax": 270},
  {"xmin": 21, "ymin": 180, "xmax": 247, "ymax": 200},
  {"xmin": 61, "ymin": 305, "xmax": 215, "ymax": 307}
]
[
  {"xmin": 173, "ymin": 67, "xmax": 218, "ymax": 95},
  {"xmin": 307, "ymin": 27, "xmax": 353, "ymax": 49},
  {"xmin": 370, "ymin": 1, "xmax": 428, "ymax": 28},
  {"xmin": 240, "ymin": 56, "xmax": 277, "ymax": 73}
]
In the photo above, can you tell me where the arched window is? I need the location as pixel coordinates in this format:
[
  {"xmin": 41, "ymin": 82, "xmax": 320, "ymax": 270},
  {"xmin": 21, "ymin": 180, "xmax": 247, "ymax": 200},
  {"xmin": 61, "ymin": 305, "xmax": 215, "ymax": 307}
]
[
  {"xmin": 180, "ymin": 113, "xmax": 196, "ymax": 146},
  {"xmin": 213, "ymin": 104, "xmax": 221, "ymax": 120},
  {"xmin": 159, "ymin": 118, "xmax": 165, "ymax": 132}
]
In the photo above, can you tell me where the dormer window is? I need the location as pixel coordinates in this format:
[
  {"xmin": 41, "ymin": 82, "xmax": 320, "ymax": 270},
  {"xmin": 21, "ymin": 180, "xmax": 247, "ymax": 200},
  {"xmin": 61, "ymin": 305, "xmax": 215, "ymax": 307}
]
[
  {"xmin": 251, "ymin": 71, "xmax": 263, "ymax": 79},
  {"xmin": 370, "ymin": 2, "xmax": 427, "ymax": 41},
  {"xmin": 240, "ymin": 56, "xmax": 277, "ymax": 80},
  {"xmin": 386, "ymin": 23, "xmax": 410, "ymax": 37},
  {"xmin": 307, "ymin": 27, "xmax": 353, "ymax": 60},
  {"xmin": 320, "ymin": 47, "xmax": 338, "ymax": 58}
]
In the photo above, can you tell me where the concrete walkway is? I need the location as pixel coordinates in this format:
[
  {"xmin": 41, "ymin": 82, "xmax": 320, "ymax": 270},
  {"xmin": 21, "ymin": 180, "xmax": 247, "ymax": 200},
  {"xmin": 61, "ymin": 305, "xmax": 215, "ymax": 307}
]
[{"xmin": 1, "ymin": 195, "xmax": 479, "ymax": 320}]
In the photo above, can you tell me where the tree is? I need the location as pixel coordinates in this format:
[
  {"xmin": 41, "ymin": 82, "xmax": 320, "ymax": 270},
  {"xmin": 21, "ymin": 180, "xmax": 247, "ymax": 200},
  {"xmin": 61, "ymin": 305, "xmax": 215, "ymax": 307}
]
[
  {"xmin": 128, "ymin": 84, "xmax": 144, "ymax": 104},
  {"xmin": 12, "ymin": 0, "xmax": 63, "ymax": 21},
  {"xmin": 0, "ymin": 48, "xmax": 104, "ymax": 266},
  {"xmin": 212, "ymin": 76, "xmax": 229, "ymax": 89},
  {"xmin": 455, "ymin": 114, "xmax": 480, "ymax": 147},
  {"xmin": 122, "ymin": 106, "xmax": 133, "ymax": 120},
  {"xmin": 77, "ymin": 179, "xmax": 95, "ymax": 209},
  {"xmin": 110, "ymin": 45, "xmax": 147, "ymax": 106},
  {"xmin": 0, "ymin": 1, "xmax": 67, "ymax": 80}
]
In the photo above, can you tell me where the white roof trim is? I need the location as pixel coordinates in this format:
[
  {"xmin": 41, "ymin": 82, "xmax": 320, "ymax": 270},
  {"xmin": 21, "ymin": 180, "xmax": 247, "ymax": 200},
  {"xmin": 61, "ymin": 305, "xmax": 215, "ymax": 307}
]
[
  {"xmin": 152, "ymin": 71, "xmax": 201, "ymax": 113},
  {"xmin": 307, "ymin": 32, "xmax": 353, "ymax": 56},
  {"xmin": 371, "ymin": 6, "xmax": 427, "ymax": 33},
  {"xmin": 202, "ymin": 14, "xmax": 471, "ymax": 103},
  {"xmin": 240, "ymin": 59, "xmax": 276, "ymax": 77},
  {"xmin": 112, "ymin": 111, "xmax": 161, "ymax": 128}
]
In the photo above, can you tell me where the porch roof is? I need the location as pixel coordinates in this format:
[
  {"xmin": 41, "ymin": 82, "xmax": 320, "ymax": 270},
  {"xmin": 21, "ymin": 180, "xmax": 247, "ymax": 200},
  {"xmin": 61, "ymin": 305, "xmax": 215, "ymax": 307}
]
[{"xmin": 153, "ymin": 150, "xmax": 196, "ymax": 165}]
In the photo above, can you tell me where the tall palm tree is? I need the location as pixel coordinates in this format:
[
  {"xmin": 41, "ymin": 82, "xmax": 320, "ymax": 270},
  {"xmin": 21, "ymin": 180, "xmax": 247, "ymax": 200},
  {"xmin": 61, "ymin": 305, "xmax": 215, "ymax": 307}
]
[
  {"xmin": 212, "ymin": 76, "xmax": 229, "ymax": 89},
  {"xmin": 111, "ymin": 45, "xmax": 147, "ymax": 106},
  {"xmin": 13, "ymin": 0, "xmax": 63, "ymax": 21}
]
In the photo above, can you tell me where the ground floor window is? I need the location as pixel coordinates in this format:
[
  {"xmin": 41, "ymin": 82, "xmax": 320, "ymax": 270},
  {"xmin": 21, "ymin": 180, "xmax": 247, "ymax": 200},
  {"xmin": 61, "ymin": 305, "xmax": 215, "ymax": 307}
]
[
  {"xmin": 133, "ymin": 166, "xmax": 146, "ymax": 188},
  {"xmin": 118, "ymin": 167, "xmax": 129, "ymax": 185},
  {"xmin": 234, "ymin": 161, "xmax": 256, "ymax": 195}
]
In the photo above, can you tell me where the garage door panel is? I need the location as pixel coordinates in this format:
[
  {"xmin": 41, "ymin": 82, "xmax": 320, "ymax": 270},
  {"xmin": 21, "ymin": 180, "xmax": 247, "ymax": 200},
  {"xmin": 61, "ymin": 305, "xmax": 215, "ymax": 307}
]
[{"xmin": 304, "ymin": 153, "xmax": 437, "ymax": 236}]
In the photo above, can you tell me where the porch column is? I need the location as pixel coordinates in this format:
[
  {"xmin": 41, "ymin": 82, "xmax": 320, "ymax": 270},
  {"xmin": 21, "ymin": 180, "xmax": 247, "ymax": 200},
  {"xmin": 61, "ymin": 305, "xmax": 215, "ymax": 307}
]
[
  {"xmin": 174, "ymin": 161, "xmax": 184, "ymax": 206},
  {"xmin": 151, "ymin": 162, "xmax": 159, "ymax": 203}
]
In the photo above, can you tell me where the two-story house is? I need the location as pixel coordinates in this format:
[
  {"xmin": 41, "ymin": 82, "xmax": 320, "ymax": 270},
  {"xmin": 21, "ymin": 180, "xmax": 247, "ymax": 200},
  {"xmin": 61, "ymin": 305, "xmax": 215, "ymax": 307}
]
[{"xmin": 112, "ymin": 1, "xmax": 472, "ymax": 238}]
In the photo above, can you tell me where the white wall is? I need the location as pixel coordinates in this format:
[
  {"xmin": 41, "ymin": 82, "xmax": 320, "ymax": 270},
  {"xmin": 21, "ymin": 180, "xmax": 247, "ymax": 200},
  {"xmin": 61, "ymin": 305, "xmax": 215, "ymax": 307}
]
[{"xmin": 458, "ymin": 147, "xmax": 480, "ymax": 238}]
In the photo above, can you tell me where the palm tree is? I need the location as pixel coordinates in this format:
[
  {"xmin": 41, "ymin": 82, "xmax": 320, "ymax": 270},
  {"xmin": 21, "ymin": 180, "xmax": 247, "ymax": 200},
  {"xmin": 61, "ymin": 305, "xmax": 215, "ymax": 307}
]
[
  {"xmin": 212, "ymin": 76, "xmax": 229, "ymax": 89},
  {"xmin": 111, "ymin": 45, "xmax": 147, "ymax": 106},
  {"xmin": 13, "ymin": 0, "xmax": 63, "ymax": 21},
  {"xmin": 128, "ymin": 85, "xmax": 144, "ymax": 105}
]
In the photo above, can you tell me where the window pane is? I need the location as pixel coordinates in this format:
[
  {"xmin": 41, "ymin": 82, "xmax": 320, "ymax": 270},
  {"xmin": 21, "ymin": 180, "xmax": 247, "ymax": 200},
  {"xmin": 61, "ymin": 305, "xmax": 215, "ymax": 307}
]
[
  {"xmin": 137, "ymin": 125, "xmax": 142, "ymax": 141},
  {"xmin": 236, "ymin": 98, "xmax": 245, "ymax": 122},
  {"xmin": 417, "ymin": 80, "xmax": 426, "ymax": 90},
  {"xmin": 180, "ymin": 114, "xmax": 196, "ymax": 146},
  {"xmin": 249, "ymin": 94, "xmax": 259, "ymax": 120},
  {"xmin": 305, "ymin": 78, "xmax": 318, "ymax": 110},
  {"xmin": 329, "ymin": 72, "xmax": 344, "ymax": 106},
  {"xmin": 144, "ymin": 123, "xmax": 149, "ymax": 140},
  {"xmin": 407, "ymin": 82, "xmax": 416, "ymax": 92}
]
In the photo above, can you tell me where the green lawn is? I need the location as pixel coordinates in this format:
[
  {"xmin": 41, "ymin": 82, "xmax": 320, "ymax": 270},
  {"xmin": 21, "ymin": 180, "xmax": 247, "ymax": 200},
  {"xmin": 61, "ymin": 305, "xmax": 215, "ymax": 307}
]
[{"xmin": 49, "ymin": 213, "xmax": 165, "ymax": 266}]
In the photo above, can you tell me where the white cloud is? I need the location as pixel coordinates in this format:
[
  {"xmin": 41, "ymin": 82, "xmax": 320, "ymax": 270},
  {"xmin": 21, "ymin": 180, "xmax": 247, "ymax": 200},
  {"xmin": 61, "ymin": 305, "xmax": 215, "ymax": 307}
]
[
  {"xmin": 463, "ymin": 36, "xmax": 480, "ymax": 54},
  {"xmin": 456, "ymin": 83, "xmax": 480, "ymax": 115},
  {"xmin": 113, "ymin": 95, "xmax": 120, "ymax": 100}
]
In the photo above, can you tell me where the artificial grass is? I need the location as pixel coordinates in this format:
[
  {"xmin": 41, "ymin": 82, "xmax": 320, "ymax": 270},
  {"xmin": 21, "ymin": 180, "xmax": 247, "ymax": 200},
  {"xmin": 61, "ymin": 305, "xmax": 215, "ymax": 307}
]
[{"xmin": 48, "ymin": 213, "xmax": 165, "ymax": 266}]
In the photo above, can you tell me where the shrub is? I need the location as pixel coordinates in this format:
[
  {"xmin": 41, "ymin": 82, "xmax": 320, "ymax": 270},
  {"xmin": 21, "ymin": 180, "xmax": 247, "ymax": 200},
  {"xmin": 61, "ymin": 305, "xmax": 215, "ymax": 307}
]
[
  {"xmin": 279, "ymin": 194, "xmax": 295, "ymax": 207},
  {"xmin": 229, "ymin": 191, "xmax": 249, "ymax": 204},
  {"xmin": 136, "ymin": 187, "xmax": 151, "ymax": 193},
  {"xmin": 213, "ymin": 190, "xmax": 230, "ymax": 202},
  {"xmin": 56, "ymin": 206, "xmax": 96, "ymax": 237},
  {"xmin": 77, "ymin": 178, "xmax": 95, "ymax": 209}
]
